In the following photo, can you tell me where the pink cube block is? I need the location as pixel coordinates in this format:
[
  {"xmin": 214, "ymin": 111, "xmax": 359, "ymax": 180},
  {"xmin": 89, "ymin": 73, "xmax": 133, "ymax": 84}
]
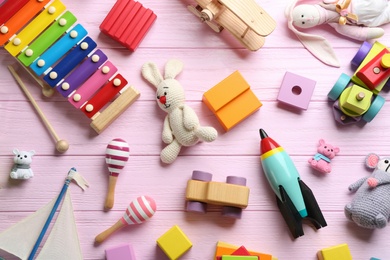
[
  {"xmin": 277, "ymin": 72, "xmax": 316, "ymax": 110},
  {"xmin": 105, "ymin": 244, "xmax": 136, "ymax": 260}
]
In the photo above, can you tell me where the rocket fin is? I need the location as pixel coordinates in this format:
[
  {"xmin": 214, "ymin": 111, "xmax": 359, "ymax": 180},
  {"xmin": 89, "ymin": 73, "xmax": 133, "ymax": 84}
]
[
  {"xmin": 299, "ymin": 180, "xmax": 327, "ymax": 229},
  {"xmin": 276, "ymin": 185, "xmax": 304, "ymax": 238}
]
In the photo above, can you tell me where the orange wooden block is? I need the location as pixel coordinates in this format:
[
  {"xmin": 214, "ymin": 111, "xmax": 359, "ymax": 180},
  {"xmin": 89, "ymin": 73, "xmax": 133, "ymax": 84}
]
[
  {"xmin": 203, "ymin": 71, "xmax": 262, "ymax": 131},
  {"xmin": 214, "ymin": 241, "xmax": 276, "ymax": 260},
  {"xmin": 99, "ymin": 0, "xmax": 156, "ymax": 51}
]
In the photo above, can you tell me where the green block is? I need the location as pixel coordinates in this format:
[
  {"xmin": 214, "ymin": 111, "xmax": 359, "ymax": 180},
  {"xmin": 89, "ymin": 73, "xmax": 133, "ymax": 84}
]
[
  {"xmin": 18, "ymin": 11, "xmax": 77, "ymax": 67},
  {"xmin": 222, "ymin": 256, "xmax": 259, "ymax": 260},
  {"xmin": 342, "ymin": 84, "xmax": 372, "ymax": 115}
]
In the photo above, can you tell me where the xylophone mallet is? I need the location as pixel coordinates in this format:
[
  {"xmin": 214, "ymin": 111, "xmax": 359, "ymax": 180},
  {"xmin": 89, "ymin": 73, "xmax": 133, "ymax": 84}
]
[
  {"xmin": 104, "ymin": 138, "xmax": 130, "ymax": 210},
  {"xmin": 7, "ymin": 65, "xmax": 69, "ymax": 153},
  {"xmin": 95, "ymin": 195, "xmax": 157, "ymax": 243}
]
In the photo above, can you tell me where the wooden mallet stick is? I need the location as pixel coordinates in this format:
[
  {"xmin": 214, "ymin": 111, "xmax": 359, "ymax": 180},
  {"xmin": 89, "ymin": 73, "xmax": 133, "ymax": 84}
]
[{"xmin": 8, "ymin": 65, "xmax": 69, "ymax": 153}]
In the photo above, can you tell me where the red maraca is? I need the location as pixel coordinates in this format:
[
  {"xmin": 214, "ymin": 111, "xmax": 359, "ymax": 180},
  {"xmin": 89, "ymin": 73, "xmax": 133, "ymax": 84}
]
[
  {"xmin": 104, "ymin": 138, "xmax": 130, "ymax": 210},
  {"xmin": 95, "ymin": 195, "xmax": 157, "ymax": 243}
]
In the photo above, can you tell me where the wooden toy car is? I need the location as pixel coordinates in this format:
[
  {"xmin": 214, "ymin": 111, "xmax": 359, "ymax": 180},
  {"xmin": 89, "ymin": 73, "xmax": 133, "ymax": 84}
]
[
  {"xmin": 187, "ymin": 0, "xmax": 276, "ymax": 51},
  {"xmin": 185, "ymin": 171, "xmax": 250, "ymax": 219},
  {"xmin": 328, "ymin": 41, "xmax": 389, "ymax": 125}
]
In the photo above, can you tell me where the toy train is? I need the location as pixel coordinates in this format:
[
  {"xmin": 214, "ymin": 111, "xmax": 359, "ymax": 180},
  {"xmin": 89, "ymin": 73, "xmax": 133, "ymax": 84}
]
[
  {"xmin": 328, "ymin": 41, "xmax": 390, "ymax": 125},
  {"xmin": 0, "ymin": 0, "xmax": 140, "ymax": 134}
]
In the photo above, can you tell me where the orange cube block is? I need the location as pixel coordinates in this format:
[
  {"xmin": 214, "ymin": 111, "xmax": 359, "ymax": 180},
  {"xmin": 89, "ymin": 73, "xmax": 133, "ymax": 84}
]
[{"xmin": 203, "ymin": 71, "xmax": 262, "ymax": 131}]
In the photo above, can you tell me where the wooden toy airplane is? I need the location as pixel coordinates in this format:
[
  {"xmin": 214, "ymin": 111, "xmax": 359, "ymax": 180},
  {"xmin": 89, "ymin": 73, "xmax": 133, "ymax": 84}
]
[{"xmin": 187, "ymin": 0, "xmax": 276, "ymax": 51}]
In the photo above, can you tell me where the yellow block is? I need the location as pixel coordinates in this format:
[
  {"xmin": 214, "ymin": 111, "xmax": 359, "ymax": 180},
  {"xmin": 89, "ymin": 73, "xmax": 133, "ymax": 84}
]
[
  {"xmin": 5, "ymin": 0, "xmax": 66, "ymax": 56},
  {"xmin": 157, "ymin": 225, "xmax": 192, "ymax": 260},
  {"xmin": 215, "ymin": 241, "xmax": 276, "ymax": 260},
  {"xmin": 203, "ymin": 71, "xmax": 262, "ymax": 131},
  {"xmin": 317, "ymin": 244, "xmax": 352, "ymax": 260}
]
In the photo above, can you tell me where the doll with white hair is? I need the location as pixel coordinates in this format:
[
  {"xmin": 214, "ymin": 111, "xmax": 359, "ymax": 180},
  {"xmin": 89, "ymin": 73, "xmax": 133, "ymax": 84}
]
[{"xmin": 286, "ymin": 0, "xmax": 390, "ymax": 67}]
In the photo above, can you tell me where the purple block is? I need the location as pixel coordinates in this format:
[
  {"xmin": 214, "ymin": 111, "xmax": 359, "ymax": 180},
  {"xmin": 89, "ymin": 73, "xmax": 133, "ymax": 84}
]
[
  {"xmin": 105, "ymin": 244, "xmax": 136, "ymax": 260},
  {"xmin": 277, "ymin": 71, "xmax": 316, "ymax": 110}
]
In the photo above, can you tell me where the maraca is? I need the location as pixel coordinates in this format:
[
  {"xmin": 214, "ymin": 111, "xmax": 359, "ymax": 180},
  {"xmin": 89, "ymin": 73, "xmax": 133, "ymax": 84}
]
[
  {"xmin": 95, "ymin": 195, "xmax": 157, "ymax": 243},
  {"xmin": 104, "ymin": 138, "xmax": 130, "ymax": 210}
]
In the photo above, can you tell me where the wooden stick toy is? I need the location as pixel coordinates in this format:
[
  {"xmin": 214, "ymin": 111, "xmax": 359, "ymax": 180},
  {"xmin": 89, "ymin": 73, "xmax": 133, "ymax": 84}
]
[
  {"xmin": 104, "ymin": 138, "xmax": 130, "ymax": 210},
  {"xmin": 95, "ymin": 196, "xmax": 157, "ymax": 243},
  {"xmin": 8, "ymin": 65, "xmax": 69, "ymax": 153}
]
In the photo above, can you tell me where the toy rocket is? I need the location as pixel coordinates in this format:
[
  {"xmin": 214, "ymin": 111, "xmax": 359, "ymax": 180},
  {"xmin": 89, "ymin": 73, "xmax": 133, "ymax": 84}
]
[{"xmin": 259, "ymin": 128, "xmax": 327, "ymax": 238}]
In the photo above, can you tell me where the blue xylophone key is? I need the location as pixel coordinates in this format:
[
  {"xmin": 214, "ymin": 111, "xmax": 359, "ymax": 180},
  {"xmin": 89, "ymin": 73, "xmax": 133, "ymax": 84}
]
[
  {"xmin": 58, "ymin": 49, "xmax": 108, "ymax": 97},
  {"xmin": 30, "ymin": 24, "xmax": 88, "ymax": 76},
  {"xmin": 43, "ymin": 36, "xmax": 97, "ymax": 87}
]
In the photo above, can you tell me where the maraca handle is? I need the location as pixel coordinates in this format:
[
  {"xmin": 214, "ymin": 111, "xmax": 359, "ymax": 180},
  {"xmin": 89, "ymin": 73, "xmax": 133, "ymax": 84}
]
[
  {"xmin": 104, "ymin": 175, "xmax": 118, "ymax": 210},
  {"xmin": 95, "ymin": 220, "xmax": 125, "ymax": 243}
]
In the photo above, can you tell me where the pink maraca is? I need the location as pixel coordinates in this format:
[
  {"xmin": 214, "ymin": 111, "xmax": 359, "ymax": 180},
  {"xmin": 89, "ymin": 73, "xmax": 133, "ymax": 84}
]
[
  {"xmin": 95, "ymin": 196, "xmax": 157, "ymax": 243},
  {"xmin": 104, "ymin": 138, "xmax": 130, "ymax": 210}
]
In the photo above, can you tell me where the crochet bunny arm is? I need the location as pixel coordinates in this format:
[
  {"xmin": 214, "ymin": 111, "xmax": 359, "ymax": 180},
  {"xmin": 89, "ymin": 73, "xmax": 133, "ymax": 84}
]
[
  {"xmin": 162, "ymin": 116, "xmax": 173, "ymax": 144},
  {"xmin": 328, "ymin": 23, "xmax": 385, "ymax": 41},
  {"xmin": 182, "ymin": 105, "xmax": 200, "ymax": 131},
  {"xmin": 348, "ymin": 176, "xmax": 369, "ymax": 193}
]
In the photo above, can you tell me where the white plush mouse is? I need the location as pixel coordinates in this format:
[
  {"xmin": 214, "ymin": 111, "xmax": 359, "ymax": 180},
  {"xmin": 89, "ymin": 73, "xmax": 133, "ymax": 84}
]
[{"xmin": 141, "ymin": 59, "xmax": 217, "ymax": 164}]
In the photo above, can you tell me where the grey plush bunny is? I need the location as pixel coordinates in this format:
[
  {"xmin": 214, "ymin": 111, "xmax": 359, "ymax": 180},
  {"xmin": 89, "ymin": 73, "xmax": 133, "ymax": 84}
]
[
  {"xmin": 141, "ymin": 59, "xmax": 217, "ymax": 164},
  {"xmin": 344, "ymin": 153, "xmax": 390, "ymax": 229}
]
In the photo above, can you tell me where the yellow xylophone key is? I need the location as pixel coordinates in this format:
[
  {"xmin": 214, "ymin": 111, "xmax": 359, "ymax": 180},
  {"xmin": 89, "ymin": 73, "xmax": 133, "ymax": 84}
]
[{"xmin": 5, "ymin": 0, "xmax": 66, "ymax": 57}]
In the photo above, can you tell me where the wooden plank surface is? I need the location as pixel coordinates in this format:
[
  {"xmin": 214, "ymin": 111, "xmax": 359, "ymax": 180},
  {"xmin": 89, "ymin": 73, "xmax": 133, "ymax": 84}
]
[{"xmin": 1, "ymin": 0, "xmax": 390, "ymax": 259}]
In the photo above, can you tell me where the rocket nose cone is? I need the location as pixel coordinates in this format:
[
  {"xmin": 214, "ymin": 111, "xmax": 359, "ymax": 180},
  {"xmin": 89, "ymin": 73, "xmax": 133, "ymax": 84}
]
[{"xmin": 259, "ymin": 129, "xmax": 268, "ymax": 139}]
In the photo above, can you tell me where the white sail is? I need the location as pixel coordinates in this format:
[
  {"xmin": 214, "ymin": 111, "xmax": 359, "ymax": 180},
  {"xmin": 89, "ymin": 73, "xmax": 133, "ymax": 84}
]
[
  {"xmin": 37, "ymin": 191, "xmax": 83, "ymax": 260},
  {"xmin": 0, "ymin": 197, "xmax": 57, "ymax": 260}
]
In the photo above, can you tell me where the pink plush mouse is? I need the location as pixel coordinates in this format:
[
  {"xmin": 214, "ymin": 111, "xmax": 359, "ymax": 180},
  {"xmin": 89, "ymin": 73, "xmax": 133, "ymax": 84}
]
[
  {"xmin": 308, "ymin": 139, "xmax": 340, "ymax": 174},
  {"xmin": 286, "ymin": 0, "xmax": 390, "ymax": 67}
]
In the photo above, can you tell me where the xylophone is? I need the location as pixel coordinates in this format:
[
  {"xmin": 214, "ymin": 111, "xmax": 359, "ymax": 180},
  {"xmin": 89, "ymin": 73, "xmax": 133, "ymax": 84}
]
[{"xmin": 0, "ymin": 0, "xmax": 140, "ymax": 134}]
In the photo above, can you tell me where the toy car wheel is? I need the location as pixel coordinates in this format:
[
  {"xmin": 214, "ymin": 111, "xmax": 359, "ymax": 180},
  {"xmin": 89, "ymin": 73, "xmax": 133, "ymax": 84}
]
[
  {"xmin": 191, "ymin": 170, "xmax": 212, "ymax": 181},
  {"xmin": 221, "ymin": 206, "xmax": 242, "ymax": 219},
  {"xmin": 186, "ymin": 201, "xmax": 207, "ymax": 213},
  {"xmin": 221, "ymin": 176, "xmax": 246, "ymax": 219},
  {"xmin": 351, "ymin": 41, "xmax": 372, "ymax": 70},
  {"xmin": 226, "ymin": 176, "xmax": 246, "ymax": 186},
  {"xmin": 328, "ymin": 73, "xmax": 350, "ymax": 101},
  {"xmin": 362, "ymin": 95, "xmax": 385, "ymax": 122}
]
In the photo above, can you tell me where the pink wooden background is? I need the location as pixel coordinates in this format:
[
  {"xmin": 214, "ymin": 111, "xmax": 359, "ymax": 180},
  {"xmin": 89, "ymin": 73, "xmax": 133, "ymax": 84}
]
[{"xmin": 1, "ymin": 0, "xmax": 390, "ymax": 259}]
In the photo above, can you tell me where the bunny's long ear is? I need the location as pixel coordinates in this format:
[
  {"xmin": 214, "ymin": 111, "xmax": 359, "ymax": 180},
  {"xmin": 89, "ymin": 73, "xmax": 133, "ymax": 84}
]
[
  {"xmin": 164, "ymin": 59, "xmax": 184, "ymax": 79},
  {"xmin": 141, "ymin": 62, "xmax": 164, "ymax": 87},
  {"xmin": 285, "ymin": 0, "xmax": 340, "ymax": 67}
]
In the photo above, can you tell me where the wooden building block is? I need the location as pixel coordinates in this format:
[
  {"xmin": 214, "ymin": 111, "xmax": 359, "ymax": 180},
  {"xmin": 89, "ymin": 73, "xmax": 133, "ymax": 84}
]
[
  {"xmin": 105, "ymin": 244, "xmax": 136, "ymax": 260},
  {"xmin": 215, "ymin": 242, "xmax": 275, "ymax": 260},
  {"xmin": 317, "ymin": 244, "xmax": 352, "ymax": 260},
  {"xmin": 156, "ymin": 225, "xmax": 192, "ymax": 260},
  {"xmin": 203, "ymin": 71, "xmax": 262, "ymax": 131},
  {"xmin": 277, "ymin": 71, "xmax": 316, "ymax": 110},
  {"xmin": 99, "ymin": 0, "xmax": 156, "ymax": 51}
]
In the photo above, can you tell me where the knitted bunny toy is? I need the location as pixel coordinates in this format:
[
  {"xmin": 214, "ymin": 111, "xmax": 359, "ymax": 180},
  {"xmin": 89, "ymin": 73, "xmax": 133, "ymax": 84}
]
[
  {"xmin": 141, "ymin": 59, "xmax": 218, "ymax": 164},
  {"xmin": 286, "ymin": 0, "xmax": 390, "ymax": 67},
  {"xmin": 344, "ymin": 153, "xmax": 390, "ymax": 229}
]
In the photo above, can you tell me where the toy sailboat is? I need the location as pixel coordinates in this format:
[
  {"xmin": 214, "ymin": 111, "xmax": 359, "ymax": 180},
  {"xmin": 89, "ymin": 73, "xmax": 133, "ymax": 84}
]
[{"xmin": 0, "ymin": 168, "xmax": 88, "ymax": 260}]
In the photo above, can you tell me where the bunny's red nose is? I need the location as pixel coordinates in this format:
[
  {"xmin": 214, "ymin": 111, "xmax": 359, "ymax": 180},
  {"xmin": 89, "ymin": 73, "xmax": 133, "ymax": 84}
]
[{"xmin": 159, "ymin": 96, "xmax": 166, "ymax": 104}]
